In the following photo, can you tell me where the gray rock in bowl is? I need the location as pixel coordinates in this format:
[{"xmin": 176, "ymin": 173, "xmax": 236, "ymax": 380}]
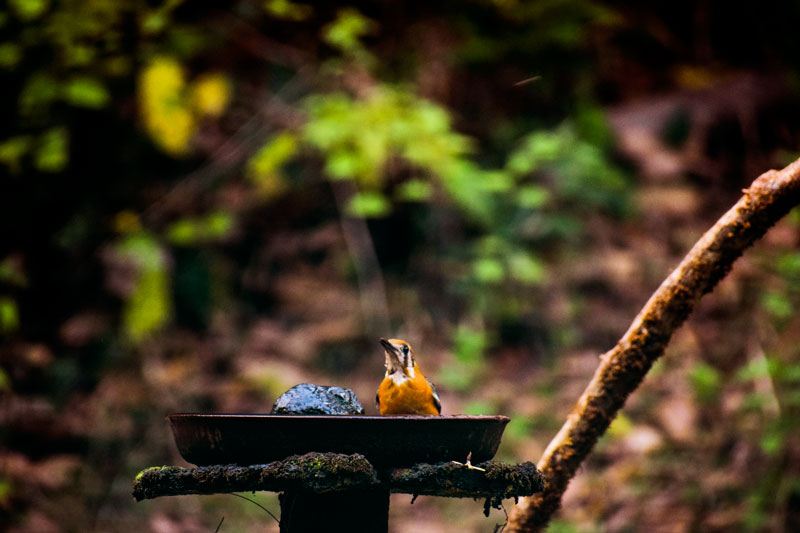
[{"xmin": 271, "ymin": 383, "xmax": 365, "ymax": 415}]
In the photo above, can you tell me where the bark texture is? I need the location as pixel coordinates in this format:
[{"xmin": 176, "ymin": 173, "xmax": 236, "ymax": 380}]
[
  {"xmin": 132, "ymin": 453, "xmax": 377, "ymax": 501},
  {"xmin": 132, "ymin": 452, "xmax": 544, "ymax": 502}
]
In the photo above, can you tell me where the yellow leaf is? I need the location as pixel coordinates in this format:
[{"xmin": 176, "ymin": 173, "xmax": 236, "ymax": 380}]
[
  {"xmin": 138, "ymin": 56, "xmax": 195, "ymax": 155},
  {"xmin": 190, "ymin": 72, "xmax": 231, "ymax": 118}
]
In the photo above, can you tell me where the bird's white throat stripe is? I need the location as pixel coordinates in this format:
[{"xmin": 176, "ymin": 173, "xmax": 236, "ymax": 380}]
[{"xmin": 387, "ymin": 367, "xmax": 414, "ymax": 385}]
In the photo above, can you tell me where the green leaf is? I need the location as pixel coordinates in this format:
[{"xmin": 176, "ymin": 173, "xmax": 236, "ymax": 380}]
[
  {"xmin": 506, "ymin": 128, "xmax": 577, "ymax": 181},
  {"xmin": 761, "ymin": 290, "xmax": 793, "ymax": 320},
  {"xmin": 760, "ymin": 425, "xmax": 784, "ymax": 455},
  {"xmin": 575, "ymin": 101, "xmax": 614, "ymax": 148},
  {"xmin": 516, "ymin": 185, "xmax": 550, "ymax": 208},
  {"xmin": 482, "ymin": 170, "xmax": 513, "ymax": 192},
  {"xmin": 141, "ymin": 0, "xmax": 186, "ymax": 35},
  {"xmin": 63, "ymin": 77, "xmax": 110, "ymax": 109},
  {"xmin": 167, "ymin": 211, "xmax": 234, "ymax": 245},
  {"xmin": 116, "ymin": 231, "xmax": 171, "ymax": 343},
  {"xmin": 397, "ymin": 179, "xmax": 432, "ymax": 201},
  {"xmin": 777, "ymin": 252, "xmax": 800, "ymax": 280},
  {"xmin": 412, "ymin": 103, "xmax": 450, "ymax": 134},
  {"xmin": 19, "ymin": 72, "xmax": 59, "ymax": 117},
  {"xmin": 689, "ymin": 362, "xmax": 721, "ymax": 405},
  {"xmin": 323, "ymin": 8, "xmax": 375, "ymax": 53},
  {"xmin": 736, "ymin": 356, "xmax": 776, "ymax": 382},
  {"xmin": 116, "ymin": 234, "xmax": 171, "ymax": 342},
  {"xmin": 263, "ymin": 0, "xmax": 313, "ymax": 21},
  {"xmin": 473, "ymin": 257, "xmax": 504, "ymax": 283},
  {"xmin": 508, "ymin": 252, "xmax": 546, "ymax": 285},
  {"xmin": 438, "ymin": 161, "xmax": 494, "ymax": 225},
  {"xmin": 167, "ymin": 27, "xmax": 209, "ymax": 59},
  {"xmin": 9, "ymin": 0, "xmax": 49, "ymax": 21},
  {"xmin": 524, "ymin": 131, "xmax": 565, "ymax": 161},
  {"xmin": 326, "ymin": 150, "xmax": 363, "ymax": 180},
  {"xmin": 125, "ymin": 266, "xmax": 170, "ymax": 342},
  {"xmin": 0, "ymin": 136, "xmax": 32, "ymax": 174},
  {"xmin": 248, "ymin": 133, "xmax": 298, "ymax": 182},
  {"xmin": 166, "ymin": 219, "xmax": 198, "ymax": 245},
  {"xmin": 452, "ymin": 325, "xmax": 487, "ymax": 366},
  {"xmin": 203, "ymin": 211, "xmax": 234, "ymax": 239},
  {"xmin": 607, "ymin": 412, "xmax": 634, "ymax": 438},
  {"xmin": 0, "ymin": 43, "xmax": 22, "ymax": 69},
  {"xmin": 141, "ymin": 12, "xmax": 168, "ymax": 34},
  {"xmin": 346, "ymin": 191, "xmax": 390, "ymax": 218},
  {"xmin": 34, "ymin": 127, "xmax": 69, "ymax": 172},
  {"xmin": 0, "ymin": 297, "xmax": 20, "ymax": 334}
]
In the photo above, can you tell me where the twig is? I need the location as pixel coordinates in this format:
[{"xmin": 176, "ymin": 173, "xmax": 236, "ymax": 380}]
[
  {"xmin": 513, "ymin": 76, "xmax": 541, "ymax": 87},
  {"xmin": 493, "ymin": 502, "xmax": 509, "ymax": 533},
  {"xmin": 451, "ymin": 451, "xmax": 487, "ymax": 472},
  {"xmin": 507, "ymin": 157, "xmax": 800, "ymax": 531},
  {"xmin": 230, "ymin": 493, "xmax": 280, "ymax": 524}
]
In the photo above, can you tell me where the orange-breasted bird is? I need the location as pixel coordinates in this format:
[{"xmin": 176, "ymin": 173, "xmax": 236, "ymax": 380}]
[{"xmin": 376, "ymin": 338, "xmax": 441, "ymax": 415}]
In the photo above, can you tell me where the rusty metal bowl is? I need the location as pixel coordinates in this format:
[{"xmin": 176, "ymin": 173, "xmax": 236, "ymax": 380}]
[{"xmin": 167, "ymin": 414, "xmax": 510, "ymax": 467}]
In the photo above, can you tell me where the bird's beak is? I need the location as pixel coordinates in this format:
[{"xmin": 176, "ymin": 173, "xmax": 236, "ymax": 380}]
[{"xmin": 380, "ymin": 338, "xmax": 402, "ymax": 367}]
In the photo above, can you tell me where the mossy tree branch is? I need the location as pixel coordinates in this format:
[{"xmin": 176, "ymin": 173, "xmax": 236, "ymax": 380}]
[
  {"xmin": 132, "ymin": 453, "xmax": 377, "ymax": 501},
  {"xmin": 507, "ymin": 158, "xmax": 800, "ymax": 532},
  {"xmin": 133, "ymin": 452, "xmax": 545, "ymax": 504}
]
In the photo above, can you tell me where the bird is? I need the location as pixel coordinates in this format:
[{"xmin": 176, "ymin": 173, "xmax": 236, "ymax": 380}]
[{"xmin": 376, "ymin": 338, "xmax": 441, "ymax": 415}]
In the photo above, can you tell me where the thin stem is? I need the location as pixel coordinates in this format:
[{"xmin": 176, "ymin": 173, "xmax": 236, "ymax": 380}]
[{"xmin": 230, "ymin": 492, "xmax": 280, "ymax": 524}]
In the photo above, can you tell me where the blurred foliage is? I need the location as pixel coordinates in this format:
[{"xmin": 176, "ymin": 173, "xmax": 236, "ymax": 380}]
[
  {"xmin": 0, "ymin": 0, "xmax": 631, "ymax": 354},
  {"xmin": 138, "ymin": 56, "xmax": 232, "ymax": 155},
  {"xmin": 115, "ymin": 232, "xmax": 171, "ymax": 342},
  {"xmin": 0, "ymin": 296, "xmax": 20, "ymax": 334},
  {"xmin": 688, "ymin": 361, "xmax": 722, "ymax": 405},
  {"xmin": 2, "ymin": 0, "xmax": 800, "ymax": 531},
  {"xmin": 734, "ymin": 351, "xmax": 800, "ymax": 530},
  {"xmin": 300, "ymin": 82, "xmax": 628, "ymax": 339}
]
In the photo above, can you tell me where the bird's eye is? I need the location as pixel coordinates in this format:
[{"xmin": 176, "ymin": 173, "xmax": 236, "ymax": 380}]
[{"xmin": 402, "ymin": 345, "xmax": 409, "ymax": 356}]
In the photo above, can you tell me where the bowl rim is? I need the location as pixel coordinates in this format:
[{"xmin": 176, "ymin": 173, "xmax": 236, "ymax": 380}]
[{"xmin": 167, "ymin": 413, "xmax": 510, "ymax": 421}]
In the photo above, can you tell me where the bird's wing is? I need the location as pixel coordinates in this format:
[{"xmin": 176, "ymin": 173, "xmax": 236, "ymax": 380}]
[
  {"xmin": 375, "ymin": 389, "xmax": 381, "ymax": 410},
  {"xmin": 428, "ymin": 378, "xmax": 441, "ymax": 414}
]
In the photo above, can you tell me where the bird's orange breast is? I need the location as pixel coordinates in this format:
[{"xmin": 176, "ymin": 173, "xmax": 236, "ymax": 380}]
[{"xmin": 378, "ymin": 365, "xmax": 439, "ymax": 415}]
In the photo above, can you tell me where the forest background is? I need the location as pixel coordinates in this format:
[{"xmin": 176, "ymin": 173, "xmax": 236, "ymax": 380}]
[{"xmin": 2, "ymin": 1, "xmax": 800, "ymax": 531}]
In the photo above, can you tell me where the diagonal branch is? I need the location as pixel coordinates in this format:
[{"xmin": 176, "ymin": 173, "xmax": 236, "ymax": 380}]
[{"xmin": 507, "ymin": 157, "xmax": 800, "ymax": 532}]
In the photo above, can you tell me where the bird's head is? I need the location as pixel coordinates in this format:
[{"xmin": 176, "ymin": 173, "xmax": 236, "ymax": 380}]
[{"xmin": 380, "ymin": 338, "xmax": 415, "ymax": 376}]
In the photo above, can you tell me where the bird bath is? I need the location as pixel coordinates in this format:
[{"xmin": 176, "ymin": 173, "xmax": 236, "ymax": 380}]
[
  {"xmin": 167, "ymin": 413, "xmax": 509, "ymax": 466},
  {"xmin": 134, "ymin": 414, "xmax": 543, "ymax": 532}
]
